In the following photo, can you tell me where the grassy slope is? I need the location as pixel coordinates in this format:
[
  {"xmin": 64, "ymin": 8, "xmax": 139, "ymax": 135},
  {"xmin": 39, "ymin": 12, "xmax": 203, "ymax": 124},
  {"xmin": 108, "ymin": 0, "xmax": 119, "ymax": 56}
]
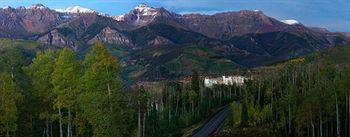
[
  {"xmin": 0, "ymin": 38, "xmax": 51, "ymax": 60},
  {"xmin": 0, "ymin": 38, "xmax": 44, "ymax": 51},
  {"xmin": 164, "ymin": 45, "xmax": 240, "ymax": 73}
]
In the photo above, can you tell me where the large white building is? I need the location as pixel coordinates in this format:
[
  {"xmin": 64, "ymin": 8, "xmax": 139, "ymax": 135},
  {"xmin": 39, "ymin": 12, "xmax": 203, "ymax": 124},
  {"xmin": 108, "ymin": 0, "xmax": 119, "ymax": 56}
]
[{"xmin": 204, "ymin": 76, "xmax": 247, "ymax": 87}]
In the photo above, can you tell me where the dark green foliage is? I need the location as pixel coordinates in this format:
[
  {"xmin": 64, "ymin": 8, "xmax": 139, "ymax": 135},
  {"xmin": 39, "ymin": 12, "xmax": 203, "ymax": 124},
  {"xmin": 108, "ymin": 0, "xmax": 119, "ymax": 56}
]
[
  {"xmin": 221, "ymin": 45, "xmax": 350, "ymax": 137},
  {"xmin": 26, "ymin": 49, "xmax": 57, "ymax": 137},
  {"xmin": 0, "ymin": 72, "xmax": 23, "ymax": 137},
  {"xmin": 128, "ymin": 44, "xmax": 241, "ymax": 81},
  {"xmin": 0, "ymin": 40, "xmax": 135, "ymax": 137},
  {"xmin": 128, "ymin": 23, "xmax": 206, "ymax": 45},
  {"xmin": 57, "ymin": 28, "xmax": 75, "ymax": 37},
  {"xmin": 191, "ymin": 70, "xmax": 200, "ymax": 93},
  {"xmin": 1, "ymin": 37, "xmax": 349, "ymax": 137},
  {"xmin": 241, "ymin": 98, "xmax": 248, "ymax": 127},
  {"xmin": 81, "ymin": 23, "xmax": 107, "ymax": 41},
  {"xmin": 0, "ymin": 44, "xmax": 32, "ymax": 137},
  {"xmin": 80, "ymin": 42, "xmax": 135, "ymax": 137},
  {"xmin": 132, "ymin": 81, "xmax": 238, "ymax": 137},
  {"xmin": 229, "ymin": 32, "xmax": 326, "ymax": 58}
]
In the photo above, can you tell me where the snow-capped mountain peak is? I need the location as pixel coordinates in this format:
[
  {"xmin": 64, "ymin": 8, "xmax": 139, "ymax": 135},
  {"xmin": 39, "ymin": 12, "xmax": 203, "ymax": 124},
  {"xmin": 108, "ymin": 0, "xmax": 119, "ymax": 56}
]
[
  {"xmin": 28, "ymin": 4, "xmax": 47, "ymax": 10},
  {"xmin": 134, "ymin": 3, "xmax": 158, "ymax": 16},
  {"xmin": 55, "ymin": 6, "xmax": 95, "ymax": 13},
  {"xmin": 2, "ymin": 6, "xmax": 12, "ymax": 9},
  {"xmin": 281, "ymin": 19, "xmax": 300, "ymax": 25},
  {"xmin": 113, "ymin": 3, "xmax": 160, "ymax": 22}
]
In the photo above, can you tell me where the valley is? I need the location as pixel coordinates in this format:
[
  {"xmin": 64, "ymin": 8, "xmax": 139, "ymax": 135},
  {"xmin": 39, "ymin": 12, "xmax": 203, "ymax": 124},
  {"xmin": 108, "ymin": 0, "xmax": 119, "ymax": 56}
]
[
  {"xmin": 0, "ymin": 2, "xmax": 349, "ymax": 137},
  {"xmin": 0, "ymin": 3, "xmax": 349, "ymax": 81}
]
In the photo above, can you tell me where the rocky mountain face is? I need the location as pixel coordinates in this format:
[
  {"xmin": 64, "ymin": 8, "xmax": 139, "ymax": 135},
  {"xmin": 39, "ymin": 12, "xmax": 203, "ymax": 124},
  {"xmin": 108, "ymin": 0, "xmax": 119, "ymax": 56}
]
[
  {"xmin": 0, "ymin": 3, "xmax": 349, "ymax": 80},
  {"xmin": 177, "ymin": 10, "xmax": 287, "ymax": 39},
  {"xmin": 1, "ymin": 3, "xmax": 346, "ymax": 47},
  {"xmin": 0, "ymin": 4, "xmax": 132, "ymax": 47},
  {"xmin": 0, "ymin": 4, "xmax": 64, "ymax": 38},
  {"xmin": 88, "ymin": 27, "xmax": 133, "ymax": 46}
]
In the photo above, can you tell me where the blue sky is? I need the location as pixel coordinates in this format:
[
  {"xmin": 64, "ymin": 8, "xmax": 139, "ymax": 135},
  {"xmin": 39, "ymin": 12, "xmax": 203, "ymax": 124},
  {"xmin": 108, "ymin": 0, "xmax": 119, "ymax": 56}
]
[{"xmin": 1, "ymin": 0, "xmax": 349, "ymax": 32}]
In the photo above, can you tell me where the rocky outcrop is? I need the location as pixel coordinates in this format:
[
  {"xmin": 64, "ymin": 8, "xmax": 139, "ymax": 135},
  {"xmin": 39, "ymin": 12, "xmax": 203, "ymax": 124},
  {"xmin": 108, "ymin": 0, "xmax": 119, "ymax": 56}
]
[
  {"xmin": 88, "ymin": 27, "xmax": 133, "ymax": 46},
  {"xmin": 37, "ymin": 29, "xmax": 76, "ymax": 49},
  {"xmin": 146, "ymin": 36, "xmax": 173, "ymax": 46},
  {"xmin": 0, "ymin": 4, "xmax": 65, "ymax": 37}
]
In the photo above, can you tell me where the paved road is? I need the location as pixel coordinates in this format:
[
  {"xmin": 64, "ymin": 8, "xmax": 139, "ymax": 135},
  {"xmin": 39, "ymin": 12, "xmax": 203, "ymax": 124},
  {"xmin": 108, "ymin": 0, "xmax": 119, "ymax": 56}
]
[{"xmin": 192, "ymin": 105, "xmax": 231, "ymax": 137}]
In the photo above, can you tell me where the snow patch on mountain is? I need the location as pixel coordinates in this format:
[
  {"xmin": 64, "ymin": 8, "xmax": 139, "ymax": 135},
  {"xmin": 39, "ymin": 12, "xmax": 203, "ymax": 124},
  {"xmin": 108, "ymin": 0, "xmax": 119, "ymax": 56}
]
[
  {"xmin": 281, "ymin": 19, "xmax": 300, "ymax": 25},
  {"xmin": 98, "ymin": 13, "xmax": 110, "ymax": 17},
  {"xmin": 113, "ymin": 15, "xmax": 125, "ymax": 21},
  {"xmin": 55, "ymin": 6, "xmax": 95, "ymax": 13}
]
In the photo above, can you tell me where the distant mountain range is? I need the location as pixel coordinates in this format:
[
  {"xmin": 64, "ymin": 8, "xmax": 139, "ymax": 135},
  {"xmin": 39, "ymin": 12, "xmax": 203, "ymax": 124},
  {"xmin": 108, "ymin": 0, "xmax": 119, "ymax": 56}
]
[{"xmin": 0, "ymin": 3, "xmax": 349, "ymax": 81}]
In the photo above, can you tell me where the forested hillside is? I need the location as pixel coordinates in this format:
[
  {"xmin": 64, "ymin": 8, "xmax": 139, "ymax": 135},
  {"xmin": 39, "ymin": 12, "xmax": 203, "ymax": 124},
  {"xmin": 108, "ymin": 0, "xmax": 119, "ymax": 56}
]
[
  {"xmin": 217, "ymin": 45, "xmax": 350, "ymax": 137},
  {"xmin": 1, "ymin": 34, "xmax": 349, "ymax": 137},
  {"xmin": 0, "ymin": 39, "xmax": 237, "ymax": 137}
]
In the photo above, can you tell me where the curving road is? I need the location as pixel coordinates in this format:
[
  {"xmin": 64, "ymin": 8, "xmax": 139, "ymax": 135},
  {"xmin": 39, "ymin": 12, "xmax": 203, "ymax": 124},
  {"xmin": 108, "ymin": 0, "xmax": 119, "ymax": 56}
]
[{"xmin": 192, "ymin": 105, "xmax": 231, "ymax": 137}]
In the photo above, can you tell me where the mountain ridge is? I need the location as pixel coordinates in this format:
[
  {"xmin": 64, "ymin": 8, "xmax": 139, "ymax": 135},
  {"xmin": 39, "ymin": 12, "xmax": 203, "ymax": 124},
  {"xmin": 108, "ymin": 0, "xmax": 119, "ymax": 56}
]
[{"xmin": 0, "ymin": 3, "xmax": 349, "ymax": 80}]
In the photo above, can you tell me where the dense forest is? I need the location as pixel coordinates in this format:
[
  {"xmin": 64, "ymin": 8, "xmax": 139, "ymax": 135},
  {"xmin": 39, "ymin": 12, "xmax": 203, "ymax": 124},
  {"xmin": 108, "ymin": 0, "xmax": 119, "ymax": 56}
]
[
  {"xmin": 0, "ymin": 42, "xmax": 135, "ymax": 137},
  {"xmin": 218, "ymin": 46, "xmax": 350, "ymax": 137},
  {"xmin": 133, "ymin": 76, "xmax": 237, "ymax": 136},
  {"xmin": 0, "ymin": 41, "xmax": 235, "ymax": 137},
  {"xmin": 1, "ymin": 39, "xmax": 350, "ymax": 137}
]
